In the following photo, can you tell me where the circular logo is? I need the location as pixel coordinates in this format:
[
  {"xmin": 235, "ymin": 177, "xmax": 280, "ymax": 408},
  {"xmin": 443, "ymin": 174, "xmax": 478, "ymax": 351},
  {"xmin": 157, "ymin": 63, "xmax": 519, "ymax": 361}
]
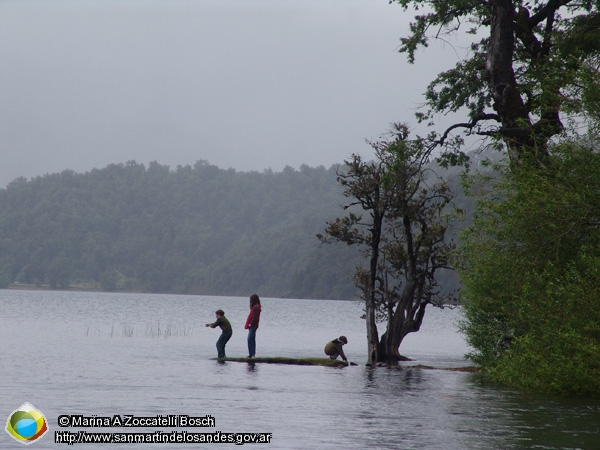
[{"xmin": 6, "ymin": 403, "xmax": 48, "ymax": 445}]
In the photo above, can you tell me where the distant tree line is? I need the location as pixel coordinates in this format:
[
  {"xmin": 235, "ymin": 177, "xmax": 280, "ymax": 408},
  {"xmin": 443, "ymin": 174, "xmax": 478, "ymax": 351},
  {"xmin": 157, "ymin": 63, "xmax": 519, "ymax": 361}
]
[{"xmin": 0, "ymin": 159, "xmax": 466, "ymax": 299}]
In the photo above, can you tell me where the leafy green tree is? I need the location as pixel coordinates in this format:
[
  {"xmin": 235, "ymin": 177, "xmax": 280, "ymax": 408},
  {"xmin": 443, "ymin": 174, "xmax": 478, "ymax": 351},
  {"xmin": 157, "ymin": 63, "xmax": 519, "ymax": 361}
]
[
  {"xmin": 392, "ymin": 0, "xmax": 600, "ymax": 394},
  {"xmin": 46, "ymin": 253, "xmax": 71, "ymax": 288},
  {"xmin": 319, "ymin": 124, "xmax": 457, "ymax": 365},
  {"xmin": 99, "ymin": 269, "xmax": 121, "ymax": 291},
  {"xmin": 392, "ymin": 0, "xmax": 600, "ymax": 166},
  {"xmin": 0, "ymin": 263, "xmax": 11, "ymax": 288},
  {"xmin": 458, "ymin": 143, "xmax": 600, "ymax": 395},
  {"xmin": 16, "ymin": 262, "xmax": 45, "ymax": 286}
]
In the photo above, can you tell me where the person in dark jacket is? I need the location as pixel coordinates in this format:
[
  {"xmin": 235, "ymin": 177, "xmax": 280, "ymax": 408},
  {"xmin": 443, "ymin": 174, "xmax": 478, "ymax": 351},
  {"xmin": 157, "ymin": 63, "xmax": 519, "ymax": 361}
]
[
  {"xmin": 206, "ymin": 309, "xmax": 232, "ymax": 359},
  {"xmin": 244, "ymin": 294, "xmax": 261, "ymax": 358},
  {"xmin": 324, "ymin": 336, "xmax": 348, "ymax": 363}
]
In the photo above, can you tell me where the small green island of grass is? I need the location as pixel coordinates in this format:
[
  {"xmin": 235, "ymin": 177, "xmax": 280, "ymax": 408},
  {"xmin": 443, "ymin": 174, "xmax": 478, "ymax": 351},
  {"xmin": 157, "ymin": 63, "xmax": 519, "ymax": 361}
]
[
  {"xmin": 212, "ymin": 357, "xmax": 478, "ymax": 371},
  {"xmin": 214, "ymin": 357, "xmax": 356, "ymax": 367}
]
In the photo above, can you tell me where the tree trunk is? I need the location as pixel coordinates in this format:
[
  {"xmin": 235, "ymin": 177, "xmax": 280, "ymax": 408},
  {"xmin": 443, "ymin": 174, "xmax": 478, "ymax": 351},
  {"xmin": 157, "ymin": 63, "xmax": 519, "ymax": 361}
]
[
  {"xmin": 378, "ymin": 332, "xmax": 409, "ymax": 364},
  {"xmin": 485, "ymin": 0, "xmax": 536, "ymax": 163},
  {"xmin": 366, "ymin": 299, "xmax": 379, "ymax": 366},
  {"xmin": 380, "ymin": 298, "xmax": 428, "ymax": 365},
  {"xmin": 366, "ymin": 215, "xmax": 382, "ymax": 366}
]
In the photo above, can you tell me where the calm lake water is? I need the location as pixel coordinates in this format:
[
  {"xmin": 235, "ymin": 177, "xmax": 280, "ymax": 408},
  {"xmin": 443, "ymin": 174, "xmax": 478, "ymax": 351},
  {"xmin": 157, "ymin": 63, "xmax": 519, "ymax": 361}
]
[{"xmin": 1, "ymin": 290, "xmax": 599, "ymax": 449}]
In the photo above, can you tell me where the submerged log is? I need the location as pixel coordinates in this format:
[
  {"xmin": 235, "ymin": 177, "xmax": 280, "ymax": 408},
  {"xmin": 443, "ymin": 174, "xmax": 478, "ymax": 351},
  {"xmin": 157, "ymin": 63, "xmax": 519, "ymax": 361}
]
[
  {"xmin": 214, "ymin": 357, "xmax": 357, "ymax": 367},
  {"xmin": 409, "ymin": 364, "xmax": 481, "ymax": 372}
]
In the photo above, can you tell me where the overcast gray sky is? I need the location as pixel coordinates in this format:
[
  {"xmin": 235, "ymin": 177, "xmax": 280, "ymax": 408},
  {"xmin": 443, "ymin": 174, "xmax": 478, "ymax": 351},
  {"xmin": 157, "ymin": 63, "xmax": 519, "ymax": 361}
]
[{"xmin": 0, "ymin": 0, "xmax": 464, "ymax": 188}]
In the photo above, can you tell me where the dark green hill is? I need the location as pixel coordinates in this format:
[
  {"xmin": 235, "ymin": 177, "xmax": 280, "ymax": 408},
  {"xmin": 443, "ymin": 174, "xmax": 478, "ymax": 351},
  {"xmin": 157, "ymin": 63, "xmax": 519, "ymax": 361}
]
[
  {"xmin": 0, "ymin": 159, "xmax": 472, "ymax": 298},
  {"xmin": 0, "ymin": 161, "xmax": 364, "ymax": 298}
]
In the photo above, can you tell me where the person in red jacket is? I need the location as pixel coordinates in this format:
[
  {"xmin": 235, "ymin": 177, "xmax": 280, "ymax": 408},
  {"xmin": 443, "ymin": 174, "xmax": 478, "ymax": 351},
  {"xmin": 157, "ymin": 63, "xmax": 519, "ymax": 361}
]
[{"xmin": 244, "ymin": 294, "xmax": 261, "ymax": 358}]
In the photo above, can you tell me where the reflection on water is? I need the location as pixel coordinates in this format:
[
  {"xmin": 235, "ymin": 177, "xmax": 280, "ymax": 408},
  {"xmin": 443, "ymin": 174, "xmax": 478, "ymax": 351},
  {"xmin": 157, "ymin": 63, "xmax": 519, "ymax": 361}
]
[{"xmin": 0, "ymin": 290, "xmax": 599, "ymax": 449}]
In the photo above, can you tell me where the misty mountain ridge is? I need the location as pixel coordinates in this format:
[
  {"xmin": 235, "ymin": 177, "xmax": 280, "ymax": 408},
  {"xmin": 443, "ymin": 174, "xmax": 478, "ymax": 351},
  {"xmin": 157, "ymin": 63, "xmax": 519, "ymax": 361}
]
[{"xmin": 0, "ymin": 154, "xmax": 482, "ymax": 298}]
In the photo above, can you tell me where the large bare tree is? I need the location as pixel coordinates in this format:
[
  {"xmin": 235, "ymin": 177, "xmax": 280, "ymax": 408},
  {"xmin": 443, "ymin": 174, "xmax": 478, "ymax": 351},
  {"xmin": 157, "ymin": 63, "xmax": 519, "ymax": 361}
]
[{"xmin": 319, "ymin": 125, "xmax": 456, "ymax": 365}]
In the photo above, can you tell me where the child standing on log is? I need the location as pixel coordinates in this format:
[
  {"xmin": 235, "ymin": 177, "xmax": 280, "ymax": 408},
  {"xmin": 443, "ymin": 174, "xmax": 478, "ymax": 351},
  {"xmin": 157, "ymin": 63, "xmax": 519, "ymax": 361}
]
[
  {"xmin": 245, "ymin": 294, "xmax": 261, "ymax": 358},
  {"xmin": 206, "ymin": 309, "xmax": 232, "ymax": 359}
]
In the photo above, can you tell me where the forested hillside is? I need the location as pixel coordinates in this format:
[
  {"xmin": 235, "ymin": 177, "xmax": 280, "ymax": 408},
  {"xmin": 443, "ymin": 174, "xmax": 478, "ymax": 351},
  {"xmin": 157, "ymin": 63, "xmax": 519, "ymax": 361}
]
[{"xmin": 0, "ymin": 160, "xmax": 466, "ymax": 299}]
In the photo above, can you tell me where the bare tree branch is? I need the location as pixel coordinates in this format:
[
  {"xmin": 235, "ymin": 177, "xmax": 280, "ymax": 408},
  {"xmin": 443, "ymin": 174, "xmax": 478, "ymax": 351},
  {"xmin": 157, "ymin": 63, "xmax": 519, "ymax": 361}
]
[{"xmin": 431, "ymin": 113, "xmax": 501, "ymax": 148}]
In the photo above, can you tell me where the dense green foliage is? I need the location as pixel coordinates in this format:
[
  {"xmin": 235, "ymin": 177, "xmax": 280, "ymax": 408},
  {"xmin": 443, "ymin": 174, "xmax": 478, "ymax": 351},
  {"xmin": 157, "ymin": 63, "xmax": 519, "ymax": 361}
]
[
  {"xmin": 458, "ymin": 144, "xmax": 600, "ymax": 395},
  {"xmin": 389, "ymin": 0, "xmax": 600, "ymax": 395},
  {"xmin": 0, "ymin": 161, "xmax": 366, "ymax": 299},
  {"xmin": 392, "ymin": 0, "xmax": 600, "ymax": 165}
]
